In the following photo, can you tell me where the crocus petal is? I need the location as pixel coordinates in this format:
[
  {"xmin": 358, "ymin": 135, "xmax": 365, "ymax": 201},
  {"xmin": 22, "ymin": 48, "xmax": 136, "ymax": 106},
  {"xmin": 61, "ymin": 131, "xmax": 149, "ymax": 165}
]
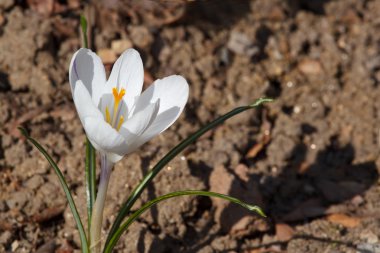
[
  {"xmin": 132, "ymin": 75, "xmax": 189, "ymax": 144},
  {"xmin": 106, "ymin": 153, "xmax": 123, "ymax": 163},
  {"xmin": 73, "ymin": 80, "xmax": 104, "ymax": 124},
  {"xmin": 83, "ymin": 116, "xmax": 126, "ymax": 155},
  {"xmin": 98, "ymin": 93, "xmax": 113, "ymax": 117},
  {"xmin": 69, "ymin": 48, "xmax": 107, "ymax": 106},
  {"xmin": 106, "ymin": 49, "xmax": 144, "ymax": 112},
  {"xmin": 116, "ymin": 100, "xmax": 160, "ymax": 155},
  {"xmin": 98, "ymin": 93, "xmax": 129, "ymax": 123}
]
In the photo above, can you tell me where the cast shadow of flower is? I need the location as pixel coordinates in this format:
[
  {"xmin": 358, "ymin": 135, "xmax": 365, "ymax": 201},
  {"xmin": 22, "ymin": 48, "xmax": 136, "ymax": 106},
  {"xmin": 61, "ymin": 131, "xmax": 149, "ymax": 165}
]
[
  {"xmin": 266, "ymin": 141, "xmax": 378, "ymax": 223},
  {"xmin": 153, "ymin": 137, "xmax": 378, "ymax": 252}
]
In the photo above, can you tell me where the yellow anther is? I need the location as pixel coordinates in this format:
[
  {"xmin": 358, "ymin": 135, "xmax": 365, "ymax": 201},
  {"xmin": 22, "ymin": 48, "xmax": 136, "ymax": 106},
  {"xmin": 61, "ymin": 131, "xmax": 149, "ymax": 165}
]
[
  {"xmin": 111, "ymin": 87, "xmax": 126, "ymax": 127},
  {"xmin": 117, "ymin": 115, "xmax": 124, "ymax": 131},
  {"xmin": 112, "ymin": 87, "xmax": 126, "ymax": 104},
  {"xmin": 105, "ymin": 106, "xmax": 111, "ymax": 124}
]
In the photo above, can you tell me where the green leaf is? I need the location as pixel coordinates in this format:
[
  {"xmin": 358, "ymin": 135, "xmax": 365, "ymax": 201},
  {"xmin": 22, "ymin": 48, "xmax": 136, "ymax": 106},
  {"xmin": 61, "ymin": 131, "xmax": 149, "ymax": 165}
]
[
  {"xmin": 105, "ymin": 97, "xmax": 273, "ymax": 247},
  {"xmin": 80, "ymin": 15, "xmax": 97, "ymax": 235},
  {"xmin": 85, "ymin": 138, "xmax": 97, "ymax": 236},
  {"xmin": 104, "ymin": 190, "xmax": 266, "ymax": 253},
  {"xmin": 19, "ymin": 127, "xmax": 89, "ymax": 253},
  {"xmin": 80, "ymin": 15, "xmax": 88, "ymax": 48}
]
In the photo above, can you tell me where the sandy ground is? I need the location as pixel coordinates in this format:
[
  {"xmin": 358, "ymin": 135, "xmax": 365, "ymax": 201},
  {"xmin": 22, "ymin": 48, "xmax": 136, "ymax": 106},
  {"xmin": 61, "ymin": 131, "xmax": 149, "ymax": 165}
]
[{"xmin": 1, "ymin": 0, "xmax": 380, "ymax": 252}]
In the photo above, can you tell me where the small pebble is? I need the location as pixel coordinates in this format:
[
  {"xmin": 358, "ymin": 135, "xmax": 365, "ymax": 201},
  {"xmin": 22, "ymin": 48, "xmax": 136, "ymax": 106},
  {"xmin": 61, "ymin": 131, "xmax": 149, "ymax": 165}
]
[
  {"xmin": 11, "ymin": 240, "xmax": 19, "ymax": 252},
  {"xmin": 6, "ymin": 191, "xmax": 28, "ymax": 210},
  {"xmin": 298, "ymin": 59, "xmax": 322, "ymax": 75},
  {"xmin": 111, "ymin": 39, "xmax": 133, "ymax": 55},
  {"xmin": 97, "ymin": 48, "xmax": 117, "ymax": 64},
  {"xmin": 0, "ymin": 231, "xmax": 12, "ymax": 244}
]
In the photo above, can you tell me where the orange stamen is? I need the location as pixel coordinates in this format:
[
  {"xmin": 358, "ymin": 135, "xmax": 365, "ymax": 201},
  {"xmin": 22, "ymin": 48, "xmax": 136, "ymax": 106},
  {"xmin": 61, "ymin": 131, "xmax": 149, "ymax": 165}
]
[
  {"xmin": 111, "ymin": 87, "xmax": 126, "ymax": 127},
  {"xmin": 112, "ymin": 87, "xmax": 126, "ymax": 104},
  {"xmin": 105, "ymin": 106, "xmax": 111, "ymax": 123},
  {"xmin": 117, "ymin": 115, "xmax": 124, "ymax": 131}
]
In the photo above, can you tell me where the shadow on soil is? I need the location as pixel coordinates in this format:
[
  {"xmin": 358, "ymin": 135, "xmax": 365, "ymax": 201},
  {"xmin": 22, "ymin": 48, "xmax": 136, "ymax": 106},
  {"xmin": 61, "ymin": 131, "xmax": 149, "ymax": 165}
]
[
  {"xmin": 144, "ymin": 140, "xmax": 377, "ymax": 252},
  {"xmin": 286, "ymin": 0, "xmax": 331, "ymax": 15},
  {"xmin": 182, "ymin": 0, "xmax": 251, "ymax": 29},
  {"xmin": 132, "ymin": 126, "xmax": 379, "ymax": 253},
  {"xmin": 133, "ymin": 116, "xmax": 379, "ymax": 252},
  {"xmin": 267, "ymin": 140, "xmax": 378, "ymax": 222}
]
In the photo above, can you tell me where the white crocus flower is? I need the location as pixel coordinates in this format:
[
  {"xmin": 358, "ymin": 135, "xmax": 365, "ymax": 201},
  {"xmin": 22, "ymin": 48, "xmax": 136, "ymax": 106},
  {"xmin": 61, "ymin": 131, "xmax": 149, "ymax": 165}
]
[
  {"xmin": 69, "ymin": 48, "xmax": 189, "ymax": 163},
  {"xmin": 70, "ymin": 48, "xmax": 188, "ymax": 251}
]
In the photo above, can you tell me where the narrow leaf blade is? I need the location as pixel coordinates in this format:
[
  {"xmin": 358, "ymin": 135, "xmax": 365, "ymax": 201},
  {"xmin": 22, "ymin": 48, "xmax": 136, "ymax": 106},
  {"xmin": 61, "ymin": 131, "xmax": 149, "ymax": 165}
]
[
  {"xmin": 19, "ymin": 127, "xmax": 89, "ymax": 253},
  {"xmin": 104, "ymin": 190, "xmax": 266, "ymax": 253},
  {"xmin": 105, "ymin": 97, "xmax": 272, "ymax": 247}
]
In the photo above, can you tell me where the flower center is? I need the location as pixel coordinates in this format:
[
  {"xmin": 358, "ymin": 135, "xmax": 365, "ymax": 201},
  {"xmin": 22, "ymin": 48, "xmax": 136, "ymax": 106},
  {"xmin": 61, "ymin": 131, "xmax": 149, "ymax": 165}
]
[{"xmin": 105, "ymin": 87, "xmax": 126, "ymax": 131}]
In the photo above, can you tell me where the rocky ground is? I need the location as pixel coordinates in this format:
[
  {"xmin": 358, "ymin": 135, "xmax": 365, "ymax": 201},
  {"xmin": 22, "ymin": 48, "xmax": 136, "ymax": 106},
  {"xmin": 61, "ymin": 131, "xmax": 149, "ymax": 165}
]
[{"xmin": 1, "ymin": 0, "xmax": 380, "ymax": 252}]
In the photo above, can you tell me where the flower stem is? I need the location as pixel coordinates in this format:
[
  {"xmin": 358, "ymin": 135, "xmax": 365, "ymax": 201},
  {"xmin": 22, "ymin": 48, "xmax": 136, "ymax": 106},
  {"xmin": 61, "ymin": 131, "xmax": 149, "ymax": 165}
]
[{"xmin": 90, "ymin": 154, "xmax": 113, "ymax": 253}]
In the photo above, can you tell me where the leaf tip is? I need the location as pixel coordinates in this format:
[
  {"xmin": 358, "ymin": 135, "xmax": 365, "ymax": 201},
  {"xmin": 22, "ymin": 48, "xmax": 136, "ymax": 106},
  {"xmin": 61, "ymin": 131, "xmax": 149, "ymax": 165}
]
[
  {"xmin": 80, "ymin": 14, "xmax": 88, "ymax": 49},
  {"xmin": 248, "ymin": 205, "xmax": 267, "ymax": 218},
  {"xmin": 250, "ymin": 97, "xmax": 274, "ymax": 107},
  {"xmin": 80, "ymin": 15, "xmax": 87, "ymax": 30},
  {"xmin": 17, "ymin": 126, "xmax": 29, "ymax": 138}
]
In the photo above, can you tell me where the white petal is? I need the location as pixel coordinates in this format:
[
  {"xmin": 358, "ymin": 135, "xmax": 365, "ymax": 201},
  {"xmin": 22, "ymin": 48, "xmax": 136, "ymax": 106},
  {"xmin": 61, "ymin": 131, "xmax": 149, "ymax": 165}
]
[
  {"xmin": 120, "ymin": 100, "xmax": 159, "ymax": 136},
  {"xmin": 98, "ymin": 93, "xmax": 113, "ymax": 117},
  {"xmin": 83, "ymin": 117, "xmax": 126, "ymax": 155},
  {"xmin": 73, "ymin": 80, "xmax": 103, "ymax": 124},
  {"xmin": 106, "ymin": 49, "xmax": 144, "ymax": 111},
  {"xmin": 98, "ymin": 93, "xmax": 129, "ymax": 122},
  {"xmin": 106, "ymin": 153, "xmax": 123, "ymax": 163},
  {"xmin": 69, "ymin": 48, "xmax": 107, "ymax": 106},
  {"xmin": 132, "ymin": 75, "xmax": 189, "ymax": 143},
  {"xmin": 117, "ymin": 100, "xmax": 160, "ymax": 155}
]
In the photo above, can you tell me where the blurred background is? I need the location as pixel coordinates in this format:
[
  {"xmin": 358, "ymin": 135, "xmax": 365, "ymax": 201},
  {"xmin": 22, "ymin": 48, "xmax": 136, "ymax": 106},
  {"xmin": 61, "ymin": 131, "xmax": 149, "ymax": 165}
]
[{"xmin": 1, "ymin": 0, "xmax": 380, "ymax": 252}]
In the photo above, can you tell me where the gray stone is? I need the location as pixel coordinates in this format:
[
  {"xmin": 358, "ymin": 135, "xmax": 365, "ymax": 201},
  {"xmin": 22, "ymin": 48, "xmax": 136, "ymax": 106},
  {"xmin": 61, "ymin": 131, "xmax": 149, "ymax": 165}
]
[{"xmin": 6, "ymin": 191, "xmax": 29, "ymax": 209}]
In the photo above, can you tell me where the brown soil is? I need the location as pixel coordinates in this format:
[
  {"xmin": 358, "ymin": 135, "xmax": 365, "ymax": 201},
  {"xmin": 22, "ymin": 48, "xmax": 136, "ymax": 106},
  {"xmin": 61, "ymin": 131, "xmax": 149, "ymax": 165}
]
[{"xmin": 1, "ymin": 0, "xmax": 380, "ymax": 252}]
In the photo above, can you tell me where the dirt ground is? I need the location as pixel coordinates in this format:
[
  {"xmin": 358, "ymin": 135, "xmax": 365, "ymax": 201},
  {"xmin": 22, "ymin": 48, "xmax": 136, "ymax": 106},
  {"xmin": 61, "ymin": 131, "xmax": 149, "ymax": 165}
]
[{"xmin": 1, "ymin": 0, "xmax": 380, "ymax": 252}]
